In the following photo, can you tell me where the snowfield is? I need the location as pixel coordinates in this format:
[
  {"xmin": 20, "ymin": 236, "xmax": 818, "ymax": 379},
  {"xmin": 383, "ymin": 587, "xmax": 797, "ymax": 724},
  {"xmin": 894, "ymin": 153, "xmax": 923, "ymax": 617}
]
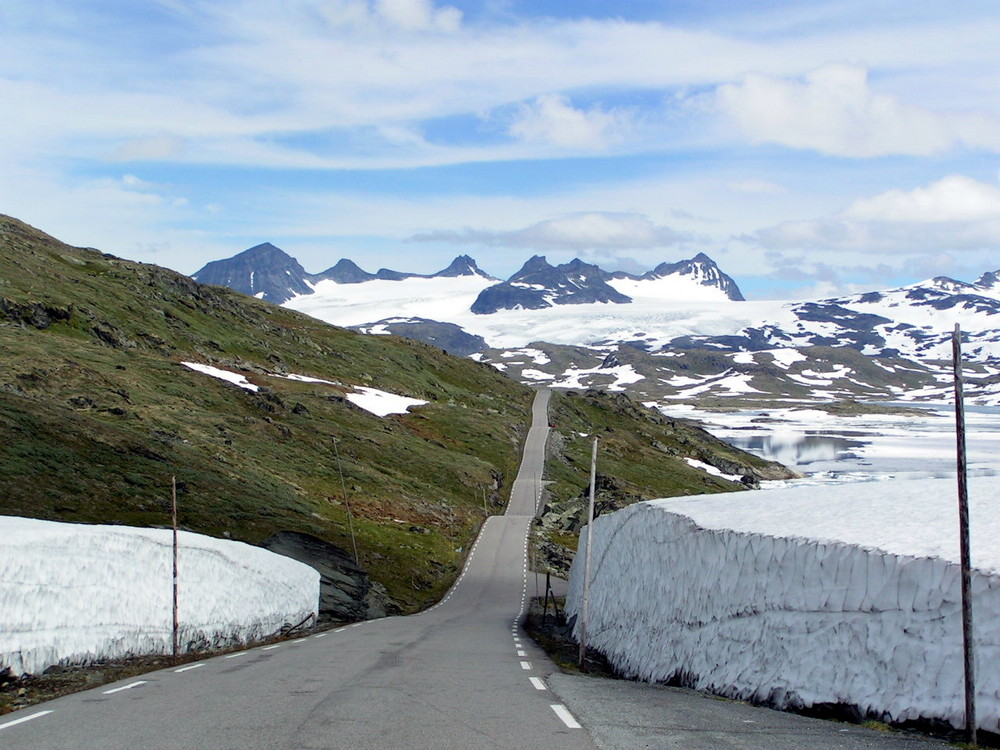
[
  {"xmin": 566, "ymin": 476, "xmax": 1000, "ymax": 732},
  {"xmin": 0, "ymin": 517, "xmax": 319, "ymax": 677}
]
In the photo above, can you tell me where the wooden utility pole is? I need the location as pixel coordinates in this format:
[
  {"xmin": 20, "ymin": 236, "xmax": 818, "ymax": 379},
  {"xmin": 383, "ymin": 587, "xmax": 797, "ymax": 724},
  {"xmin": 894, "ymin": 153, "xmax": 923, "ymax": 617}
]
[
  {"xmin": 953, "ymin": 323, "xmax": 977, "ymax": 746},
  {"xmin": 333, "ymin": 438, "xmax": 359, "ymax": 564},
  {"xmin": 578, "ymin": 437, "xmax": 598, "ymax": 668},
  {"xmin": 171, "ymin": 475, "xmax": 179, "ymax": 663}
]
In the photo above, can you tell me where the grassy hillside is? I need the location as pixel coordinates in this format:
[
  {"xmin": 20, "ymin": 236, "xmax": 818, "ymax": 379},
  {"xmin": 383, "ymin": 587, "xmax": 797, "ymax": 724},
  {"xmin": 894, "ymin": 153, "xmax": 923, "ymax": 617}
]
[
  {"xmin": 0, "ymin": 216, "xmax": 533, "ymax": 611},
  {"xmin": 535, "ymin": 389, "xmax": 795, "ymax": 574},
  {"xmin": 0, "ymin": 215, "xmax": 792, "ymax": 612}
]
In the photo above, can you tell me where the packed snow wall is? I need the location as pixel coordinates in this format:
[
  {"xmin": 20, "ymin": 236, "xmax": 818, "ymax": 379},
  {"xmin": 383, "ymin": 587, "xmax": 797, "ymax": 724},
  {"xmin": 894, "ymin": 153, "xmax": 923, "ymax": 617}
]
[
  {"xmin": 1, "ymin": 516, "xmax": 320, "ymax": 676},
  {"xmin": 566, "ymin": 479, "xmax": 1000, "ymax": 733}
]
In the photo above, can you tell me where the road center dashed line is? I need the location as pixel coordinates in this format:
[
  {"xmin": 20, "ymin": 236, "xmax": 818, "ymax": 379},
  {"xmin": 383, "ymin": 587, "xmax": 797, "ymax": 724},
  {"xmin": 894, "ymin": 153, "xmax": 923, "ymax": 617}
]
[
  {"xmin": 224, "ymin": 651, "xmax": 248, "ymax": 659},
  {"xmin": 0, "ymin": 710, "xmax": 54, "ymax": 731},
  {"xmin": 102, "ymin": 680, "xmax": 148, "ymax": 695},
  {"xmin": 173, "ymin": 663, "xmax": 204, "ymax": 673},
  {"xmin": 529, "ymin": 677, "xmax": 547, "ymax": 690},
  {"xmin": 262, "ymin": 644, "xmax": 281, "ymax": 651},
  {"xmin": 551, "ymin": 704, "xmax": 582, "ymax": 729},
  {"xmin": 519, "ymin": 661, "xmax": 532, "ymax": 670}
]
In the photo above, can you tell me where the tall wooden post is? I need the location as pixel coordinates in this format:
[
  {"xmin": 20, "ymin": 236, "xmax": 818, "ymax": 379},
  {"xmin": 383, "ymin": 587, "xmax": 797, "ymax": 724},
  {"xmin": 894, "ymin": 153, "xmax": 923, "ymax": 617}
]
[
  {"xmin": 171, "ymin": 475, "xmax": 179, "ymax": 663},
  {"xmin": 578, "ymin": 438, "xmax": 598, "ymax": 668},
  {"xmin": 333, "ymin": 438, "xmax": 359, "ymax": 564},
  {"xmin": 953, "ymin": 324, "xmax": 977, "ymax": 746}
]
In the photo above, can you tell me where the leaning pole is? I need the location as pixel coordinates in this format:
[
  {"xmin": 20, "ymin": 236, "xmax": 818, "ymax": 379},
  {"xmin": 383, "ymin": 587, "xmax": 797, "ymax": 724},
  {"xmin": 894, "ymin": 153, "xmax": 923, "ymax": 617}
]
[{"xmin": 953, "ymin": 323, "xmax": 977, "ymax": 746}]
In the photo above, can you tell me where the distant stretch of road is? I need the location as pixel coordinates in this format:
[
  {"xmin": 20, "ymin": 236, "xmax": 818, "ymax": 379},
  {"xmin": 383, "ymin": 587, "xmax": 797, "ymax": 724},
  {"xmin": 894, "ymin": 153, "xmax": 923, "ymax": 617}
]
[{"xmin": 2, "ymin": 387, "xmax": 596, "ymax": 749}]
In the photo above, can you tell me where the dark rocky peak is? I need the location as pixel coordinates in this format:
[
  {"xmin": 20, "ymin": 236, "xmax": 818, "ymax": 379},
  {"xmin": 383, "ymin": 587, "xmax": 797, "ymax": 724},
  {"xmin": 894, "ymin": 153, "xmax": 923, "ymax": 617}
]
[
  {"xmin": 643, "ymin": 252, "xmax": 745, "ymax": 301},
  {"xmin": 975, "ymin": 270, "xmax": 1000, "ymax": 293},
  {"xmin": 927, "ymin": 276, "xmax": 977, "ymax": 294},
  {"xmin": 375, "ymin": 268, "xmax": 416, "ymax": 281},
  {"xmin": 433, "ymin": 255, "xmax": 494, "ymax": 279},
  {"xmin": 191, "ymin": 243, "xmax": 312, "ymax": 304},
  {"xmin": 509, "ymin": 255, "xmax": 554, "ymax": 280},
  {"xmin": 351, "ymin": 317, "xmax": 487, "ymax": 356},
  {"xmin": 471, "ymin": 255, "xmax": 631, "ymax": 314},
  {"xmin": 313, "ymin": 258, "xmax": 376, "ymax": 284}
]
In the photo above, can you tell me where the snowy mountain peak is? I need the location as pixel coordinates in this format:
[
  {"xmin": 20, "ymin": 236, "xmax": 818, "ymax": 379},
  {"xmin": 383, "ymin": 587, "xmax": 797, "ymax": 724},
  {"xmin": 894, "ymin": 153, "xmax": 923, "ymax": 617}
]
[
  {"xmin": 470, "ymin": 256, "xmax": 631, "ymax": 314},
  {"xmin": 925, "ymin": 276, "xmax": 978, "ymax": 295},
  {"xmin": 433, "ymin": 255, "xmax": 494, "ymax": 279},
  {"xmin": 975, "ymin": 270, "xmax": 1000, "ymax": 295},
  {"xmin": 192, "ymin": 242, "xmax": 311, "ymax": 304},
  {"xmin": 643, "ymin": 253, "xmax": 745, "ymax": 301}
]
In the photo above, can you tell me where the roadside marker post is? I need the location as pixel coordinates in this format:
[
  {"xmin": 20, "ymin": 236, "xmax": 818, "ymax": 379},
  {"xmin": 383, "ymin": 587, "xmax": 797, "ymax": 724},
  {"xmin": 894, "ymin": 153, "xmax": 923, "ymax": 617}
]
[
  {"xmin": 578, "ymin": 437, "xmax": 598, "ymax": 668},
  {"xmin": 171, "ymin": 475, "xmax": 179, "ymax": 663},
  {"xmin": 952, "ymin": 323, "xmax": 977, "ymax": 746}
]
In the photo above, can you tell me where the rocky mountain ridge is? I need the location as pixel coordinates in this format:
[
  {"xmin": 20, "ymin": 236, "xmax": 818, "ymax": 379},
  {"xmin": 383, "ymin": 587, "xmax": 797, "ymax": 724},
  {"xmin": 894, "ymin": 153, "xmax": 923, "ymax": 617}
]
[{"xmin": 192, "ymin": 244, "xmax": 743, "ymax": 306}]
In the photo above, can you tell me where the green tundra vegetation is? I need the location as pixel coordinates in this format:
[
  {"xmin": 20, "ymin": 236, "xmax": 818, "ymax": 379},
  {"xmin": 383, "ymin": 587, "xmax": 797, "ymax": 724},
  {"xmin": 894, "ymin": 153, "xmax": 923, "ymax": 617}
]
[{"xmin": 0, "ymin": 215, "xmax": 790, "ymax": 612}]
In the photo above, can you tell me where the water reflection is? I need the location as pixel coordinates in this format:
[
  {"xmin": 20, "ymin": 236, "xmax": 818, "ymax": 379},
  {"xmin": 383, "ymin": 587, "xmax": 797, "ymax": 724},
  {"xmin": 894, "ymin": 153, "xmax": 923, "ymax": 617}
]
[{"xmin": 724, "ymin": 433, "xmax": 866, "ymax": 468}]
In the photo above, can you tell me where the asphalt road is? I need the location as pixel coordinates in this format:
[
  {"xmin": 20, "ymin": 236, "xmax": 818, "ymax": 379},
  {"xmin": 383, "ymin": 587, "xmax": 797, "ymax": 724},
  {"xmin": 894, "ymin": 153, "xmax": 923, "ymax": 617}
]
[
  {"xmin": 1, "ymin": 387, "xmax": 594, "ymax": 749},
  {"xmin": 0, "ymin": 387, "xmax": 956, "ymax": 749}
]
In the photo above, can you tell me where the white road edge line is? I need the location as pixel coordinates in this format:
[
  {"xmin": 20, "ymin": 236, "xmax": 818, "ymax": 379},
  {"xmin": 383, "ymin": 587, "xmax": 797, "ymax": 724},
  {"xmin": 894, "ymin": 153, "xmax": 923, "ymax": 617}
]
[
  {"xmin": 173, "ymin": 663, "xmax": 204, "ymax": 673},
  {"xmin": 224, "ymin": 651, "xmax": 248, "ymax": 659},
  {"xmin": 517, "ymin": 650, "xmax": 526, "ymax": 657},
  {"xmin": 0, "ymin": 710, "xmax": 54, "ymax": 731},
  {"xmin": 519, "ymin": 661, "xmax": 531, "ymax": 670},
  {"xmin": 551, "ymin": 704, "xmax": 582, "ymax": 729},
  {"xmin": 262, "ymin": 645, "xmax": 281, "ymax": 651},
  {"xmin": 102, "ymin": 680, "xmax": 148, "ymax": 695},
  {"xmin": 314, "ymin": 633, "xmax": 328, "ymax": 639},
  {"xmin": 529, "ymin": 677, "xmax": 547, "ymax": 690}
]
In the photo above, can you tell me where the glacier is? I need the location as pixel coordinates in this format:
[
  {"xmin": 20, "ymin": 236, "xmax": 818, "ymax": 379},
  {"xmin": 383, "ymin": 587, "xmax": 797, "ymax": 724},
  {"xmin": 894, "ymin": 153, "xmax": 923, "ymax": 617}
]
[
  {"xmin": 1, "ymin": 517, "xmax": 319, "ymax": 677},
  {"xmin": 566, "ymin": 476, "xmax": 1000, "ymax": 732}
]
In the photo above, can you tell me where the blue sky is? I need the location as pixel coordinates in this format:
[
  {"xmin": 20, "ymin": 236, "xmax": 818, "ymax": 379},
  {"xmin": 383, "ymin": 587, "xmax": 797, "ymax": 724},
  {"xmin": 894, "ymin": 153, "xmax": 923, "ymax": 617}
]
[{"xmin": 1, "ymin": 0, "xmax": 999, "ymax": 298}]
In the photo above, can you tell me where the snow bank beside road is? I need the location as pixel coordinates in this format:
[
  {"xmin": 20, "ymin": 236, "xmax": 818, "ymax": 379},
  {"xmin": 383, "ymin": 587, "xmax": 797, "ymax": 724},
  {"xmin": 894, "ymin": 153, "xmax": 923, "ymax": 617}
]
[
  {"xmin": 566, "ymin": 477, "xmax": 1000, "ymax": 732},
  {"xmin": 1, "ymin": 517, "xmax": 319, "ymax": 676}
]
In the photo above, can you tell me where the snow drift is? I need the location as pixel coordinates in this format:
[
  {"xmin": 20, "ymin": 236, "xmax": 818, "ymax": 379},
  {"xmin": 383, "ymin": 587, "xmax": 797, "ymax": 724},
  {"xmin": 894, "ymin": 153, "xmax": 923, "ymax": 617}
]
[
  {"xmin": 1, "ymin": 517, "xmax": 320, "ymax": 676},
  {"xmin": 566, "ymin": 477, "xmax": 1000, "ymax": 732}
]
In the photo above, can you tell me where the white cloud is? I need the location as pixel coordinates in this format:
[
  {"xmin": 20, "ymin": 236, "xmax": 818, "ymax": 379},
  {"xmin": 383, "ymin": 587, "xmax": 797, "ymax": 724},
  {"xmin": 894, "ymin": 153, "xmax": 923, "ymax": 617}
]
[
  {"xmin": 749, "ymin": 175, "xmax": 1000, "ymax": 254},
  {"xmin": 374, "ymin": 0, "xmax": 461, "ymax": 32},
  {"xmin": 414, "ymin": 212, "xmax": 692, "ymax": 250},
  {"xmin": 844, "ymin": 174, "xmax": 1000, "ymax": 223},
  {"xmin": 716, "ymin": 63, "xmax": 1000, "ymax": 157},
  {"xmin": 507, "ymin": 95, "xmax": 634, "ymax": 150}
]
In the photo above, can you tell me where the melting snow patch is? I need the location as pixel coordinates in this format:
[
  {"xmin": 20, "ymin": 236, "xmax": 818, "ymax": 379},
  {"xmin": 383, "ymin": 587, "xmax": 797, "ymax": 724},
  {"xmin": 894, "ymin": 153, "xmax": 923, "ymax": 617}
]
[
  {"xmin": 279, "ymin": 373, "xmax": 340, "ymax": 385},
  {"xmin": 683, "ymin": 457, "xmax": 742, "ymax": 482},
  {"xmin": 0, "ymin": 517, "xmax": 319, "ymax": 676},
  {"xmin": 345, "ymin": 387, "xmax": 428, "ymax": 417},
  {"xmin": 567, "ymin": 476, "xmax": 1000, "ymax": 733},
  {"xmin": 181, "ymin": 362, "xmax": 259, "ymax": 392}
]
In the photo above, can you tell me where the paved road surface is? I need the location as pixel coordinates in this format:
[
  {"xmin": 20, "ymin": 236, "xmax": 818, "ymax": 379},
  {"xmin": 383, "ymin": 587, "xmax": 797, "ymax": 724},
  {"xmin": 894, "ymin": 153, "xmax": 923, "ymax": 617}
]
[
  {"xmin": 0, "ymin": 387, "xmax": 954, "ymax": 748},
  {"xmin": 1, "ymin": 388, "xmax": 594, "ymax": 749}
]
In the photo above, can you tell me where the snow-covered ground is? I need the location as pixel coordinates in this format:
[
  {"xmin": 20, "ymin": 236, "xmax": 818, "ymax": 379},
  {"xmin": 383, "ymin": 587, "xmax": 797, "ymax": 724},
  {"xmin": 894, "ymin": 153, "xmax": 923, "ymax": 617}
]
[
  {"xmin": 180, "ymin": 362, "xmax": 426, "ymax": 418},
  {"xmin": 284, "ymin": 274, "xmax": 792, "ymax": 350},
  {"xmin": 0, "ymin": 517, "xmax": 319, "ymax": 677},
  {"xmin": 284, "ymin": 271, "xmax": 1000, "ymax": 362},
  {"xmin": 345, "ymin": 386, "xmax": 428, "ymax": 416},
  {"xmin": 567, "ymin": 477, "xmax": 1000, "ymax": 732}
]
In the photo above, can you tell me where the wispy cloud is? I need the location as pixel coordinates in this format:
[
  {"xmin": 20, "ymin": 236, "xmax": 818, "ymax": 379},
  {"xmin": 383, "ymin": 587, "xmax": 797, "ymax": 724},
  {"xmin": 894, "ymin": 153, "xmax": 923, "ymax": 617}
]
[
  {"xmin": 715, "ymin": 63, "xmax": 1000, "ymax": 157},
  {"xmin": 748, "ymin": 175, "xmax": 1000, "ymax": 253},
  {"xmin": 507, "ymin": 95, "xmax": 637, "ymax": 150},
  {"xmin": 413, "ymin": 212, "xmax": 693, "ymax": 251}
]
